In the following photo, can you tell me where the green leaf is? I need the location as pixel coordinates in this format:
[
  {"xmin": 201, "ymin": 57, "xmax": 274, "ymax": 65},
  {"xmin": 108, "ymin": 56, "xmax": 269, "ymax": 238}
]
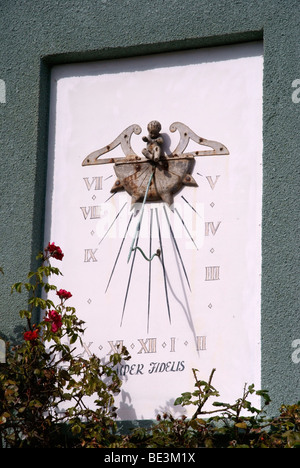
[
  {"xmin": 59, "ymin": 369, "xmax": 70, "ymax": 381},
  {"xmin": 11, "ymin": 282, "xmax": 22, "ymax": 293},
  {"xmin": 174, "ymin": 397, "xmax": 183, "ymax": 406},
  {"xmin": 256, "ymin": 389, "xmax": 271, "ymax": 405},
  {"xmin": 235, "ymin": 422, "xmax": 248, "ymax": 429},
  {"xmin": 19, "ymin": 310, "xmax": 31, "ymax": 319},
  {"xmin": 53, "ymin": 335, "xmax": 61, "ymax": 344},
  {"xmin": 190, "ymin": 418, "xmax": 206, "ymax": 429},
  {"xmin": 71, "ymin": 424, "xmax": 82, "ymax": 435},
  {"xmin": 181, "ymin": 392, "xmax": 192, "ymax": 399},
  {"xmin": 44, "ymin": 283, "xmax": 57, "ymax": 293},
  {"xmin": 212, "ymin": 401, "xmax": 229, "ymax": 407},
  {"xmin": 45, "ymin": 299, "xmax": 55, "ymax": 308},
  {"xmin": 28, "ymin": 297, "xmax": 47, "ymax": 309},
  {"xmin": 248, "ymin": 383, "xmax": 255, "ymax": 393},
  {"xmin": 29, "ymin": 399, "xmax": 43, "ymax": 408},
  {"xmin": 70, "ymin": 334, "xmax": 78, "ymax": 344}
]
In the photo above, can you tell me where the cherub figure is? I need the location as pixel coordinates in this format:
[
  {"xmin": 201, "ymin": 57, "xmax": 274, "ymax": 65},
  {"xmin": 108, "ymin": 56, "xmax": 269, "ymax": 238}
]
[{"xmin": 142, "ymin": 120, "xmax": 164, "ymax": 162}]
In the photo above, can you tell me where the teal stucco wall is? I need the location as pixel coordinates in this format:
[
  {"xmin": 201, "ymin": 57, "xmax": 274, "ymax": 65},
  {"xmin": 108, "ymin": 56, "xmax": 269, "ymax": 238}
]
[{"xmin": 0, "ymin": 0, "xmax": 299, "ymax": 415}]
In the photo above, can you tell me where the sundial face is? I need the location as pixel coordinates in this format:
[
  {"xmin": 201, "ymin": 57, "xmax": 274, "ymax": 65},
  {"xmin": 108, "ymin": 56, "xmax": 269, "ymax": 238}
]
[
  {"xmin": 81, "ymin": 120, "xmax": 229, "ymax": 329},
  {"xmin": 44, "ymin": 45, "xmax": 263, "ymax": 420}
]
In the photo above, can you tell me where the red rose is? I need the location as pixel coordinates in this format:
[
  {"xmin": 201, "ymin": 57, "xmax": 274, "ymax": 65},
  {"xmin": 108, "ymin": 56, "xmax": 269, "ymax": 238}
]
[
  {"xmin": 45, "ymin": 310, "xmax": 63, "ymax": 333},
  {"xmin": 56, "ymin": 289, "xmax": 72, "ymax": 300},
  {"xmin": 24, "ymin": 329, "xmax": 39, "ymax": 341},
  {"xmin": 45, "ymin": 242, "xmax": 64, "ymax": 260}
]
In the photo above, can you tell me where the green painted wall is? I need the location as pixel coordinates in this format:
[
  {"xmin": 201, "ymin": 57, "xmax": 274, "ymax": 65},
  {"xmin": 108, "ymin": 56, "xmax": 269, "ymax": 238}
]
[{"xmin": 0, "ymin": 0, "xmax": 299, "ymax": 415}]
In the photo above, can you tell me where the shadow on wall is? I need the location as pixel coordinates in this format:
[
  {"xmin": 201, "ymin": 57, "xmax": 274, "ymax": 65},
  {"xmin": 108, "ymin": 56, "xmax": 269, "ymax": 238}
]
[{"xmin": 118, "ymin": 389, "xmax": 137, "ymax": 421}]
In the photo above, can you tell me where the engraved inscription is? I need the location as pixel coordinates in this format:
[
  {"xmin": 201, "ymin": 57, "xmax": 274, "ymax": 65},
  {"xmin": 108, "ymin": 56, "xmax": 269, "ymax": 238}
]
[
  {"xmin": 82, "ymin": 336, "xmax": 207, "ymax": 358},
  {"xmin": 138, "ymin": 338, "xmax": 157, "ymax": 354},
  {"xmin": 107, "ymin": 340, "xmax": 124, "ymax": 354},
  {"xmin": 205, "ymin": 266, "xmax": 220, "ymax": 281},
  {"xmin": 205, "ymin": 221, "xmax": 221, "ymax": 236},
  {"xmin": 84, "ymin": 248, "xmax": 98, "ymax": 262},
  {"xmin": 83, "ymin": 176, "xmax": 103, "ymax": 191},
  {"xmin": 206, "ymin": 175, "xmax": 220, "ymax": 190},
  {"xmin": 80, "ymin": 205, "xmax": 103, "ymax": 219},
  {"xmin": 196, "ymin": 336, "xmax": 207, "ymax": 351}
]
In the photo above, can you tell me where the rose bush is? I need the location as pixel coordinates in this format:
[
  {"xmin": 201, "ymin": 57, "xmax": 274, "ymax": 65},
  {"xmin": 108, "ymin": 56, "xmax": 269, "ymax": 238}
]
[
  {"xmin": 45, "ymin": 242, "xmax": 64, "ymax": 260},
  {"xmin": 0, "ymin": 243, "xmax": 130, "ymax": 448},
  {"xmin": 44, "ymin": 309, "xmax": 63, "ymax": 332},
  {"xmin": 57, "ymin": 289, "xmax": 72, "ymax": 301},
  {"xmin": 23, "ymin": 329, "xmax": 39, "ymax": 342}
]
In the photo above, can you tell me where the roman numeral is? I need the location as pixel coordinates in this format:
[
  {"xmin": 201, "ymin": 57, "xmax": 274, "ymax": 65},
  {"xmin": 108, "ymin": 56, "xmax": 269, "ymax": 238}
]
[
  {"xmin": 205, "ymin": 266, "xmax": 220, "ymax": 281},
  {"xmin": 83, "ymin": 176, "xmax": 103, "ymax": 191},
  {"xmin": 107, "ymin": 340, "xmax": 124, "ymax": 354},
  {"xmin": 205, "ymin": 221, "xmax": 221, "ymax": 236},
  {"xmin": 84, "ymin": 249, "xmax": 98, "ymax": 262},
  {"xmin": 80, "ymin": 341, "xmax": 93, "ymax": 357},
  {"xmin": 206, "ymin": 175, "xmax": 220, "ymax": 190},
  {"xmin": 80, "ymin": 205, "xmax": 102, "ymax": 219},
  {"xmin": 137, "ymin": 338, "xmax": 157, "ymax": 354},
  {"xmin": 196, "ymin": 336, "xmax": 207, "ymax": 351},
  {"xmin": 170, "ymin": 337, "xmax": 176, "ymax": 352}
]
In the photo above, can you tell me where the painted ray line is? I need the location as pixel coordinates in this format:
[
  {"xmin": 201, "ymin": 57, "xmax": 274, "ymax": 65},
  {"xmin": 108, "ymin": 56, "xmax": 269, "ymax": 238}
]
[
  {"xmin": 105, "ymin": 213, "xmax": 134, "ymax": 293},
  {"xmin": 137, "ymin": 164, "xmax": 154, "ymax": 189},
  {"xmin": 147, "ymin": 209, "xmax": 153, "ymax": 333},
  {"xmin": 163, "ymin": 205, "xmax": 191, "ymax": 292},
  {"xmin": 155, "ymin": 207, "xmax": 171, "ymax": 324},
  {"xmin": 120, "ymin": 228, "xmax": 140, "ymax": 327},
  {"xmin": 162, "ymin": 167, "xmax": 185, "ymax": 178},
  {"xmin": 128, "ymin": 163, "xmax": 153, "ymax": 196},
  {"xmin": 122, "ymin": 171, "xmax": 154, "ymax": 325},
  {"xmin": 181, "ymin": 195, "xmax": 202, "ymax": 217},
  {"xmin": 98, "ymin": 201, "xmax": 127, "ymax": 245},
  {"xmin": 104, "ymin": 192, "xmax": 116, "ymax": 203},
  {"xmin": 174, "ymin": 207, "xmax": 198, "ymax": 251}
]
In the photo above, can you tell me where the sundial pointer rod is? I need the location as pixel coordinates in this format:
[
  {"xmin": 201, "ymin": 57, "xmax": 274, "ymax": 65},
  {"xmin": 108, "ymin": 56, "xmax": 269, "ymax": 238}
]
[{"xmin": 127, "ymin": 169, "xmax": 154, "ymax": 263}]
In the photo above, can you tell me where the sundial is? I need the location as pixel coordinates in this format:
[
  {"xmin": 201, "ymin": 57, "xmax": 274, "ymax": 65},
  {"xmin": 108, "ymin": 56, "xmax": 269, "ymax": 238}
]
[
  {"xmin": 82, "ymin": 120, "xmax": 229, "ymax": 207},
  {"xmin": 82, "ymin": 120, "xmax": 229, "ymax": 328},
  {"xmin": 45, "ymin": 47, "xmax": 263, "ymax": 420}
]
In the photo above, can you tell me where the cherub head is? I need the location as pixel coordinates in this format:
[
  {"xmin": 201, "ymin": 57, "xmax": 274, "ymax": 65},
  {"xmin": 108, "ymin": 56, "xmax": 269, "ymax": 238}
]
[{"xmin": 147, "ymin": 120, "xmax": 161, "ymax": 138}]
